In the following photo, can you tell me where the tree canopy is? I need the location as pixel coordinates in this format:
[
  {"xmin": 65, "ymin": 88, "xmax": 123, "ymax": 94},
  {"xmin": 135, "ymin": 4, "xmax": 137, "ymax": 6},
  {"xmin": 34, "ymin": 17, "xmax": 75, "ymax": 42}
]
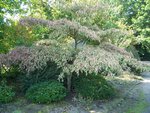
[{"xmin": 0, "ymin": 0, "xmax": 150, "ymax": 93}]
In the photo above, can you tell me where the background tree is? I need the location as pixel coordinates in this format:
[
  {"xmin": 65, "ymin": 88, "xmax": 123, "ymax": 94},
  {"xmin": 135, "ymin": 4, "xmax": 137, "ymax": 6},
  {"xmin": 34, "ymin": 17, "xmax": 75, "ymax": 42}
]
[
  {"xmin": 0, "ymin": 0, "xmax": 29, "ymax": 53},
  {"xmin": 118, "ymin": 0, "xmax": 150, "ymax": 60}
]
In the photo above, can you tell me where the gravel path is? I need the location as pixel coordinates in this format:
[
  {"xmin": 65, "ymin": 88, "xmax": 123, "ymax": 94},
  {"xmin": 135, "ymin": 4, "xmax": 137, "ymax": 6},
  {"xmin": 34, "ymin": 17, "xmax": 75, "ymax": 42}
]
[{"xmin": 141, "ymin": 62, "xmax": 150, "ymax": 113}]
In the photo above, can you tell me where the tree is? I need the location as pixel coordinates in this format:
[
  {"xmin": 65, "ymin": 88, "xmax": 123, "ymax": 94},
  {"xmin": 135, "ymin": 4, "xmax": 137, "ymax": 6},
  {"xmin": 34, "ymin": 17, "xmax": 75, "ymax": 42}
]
[
  {"xmin": 0, "ymin": 1, "xmax": 149, "ymax": 93},
  {"xmin": 118, "ymin": 0, "xmax": 150, "ymax": 60},
  {"xmin": 0, "ymin": 0, "xmax": 29, "ymax": 53},
  {"xmin": 1, "ymin": 17, "xmax": 149, "ymax": 92}
]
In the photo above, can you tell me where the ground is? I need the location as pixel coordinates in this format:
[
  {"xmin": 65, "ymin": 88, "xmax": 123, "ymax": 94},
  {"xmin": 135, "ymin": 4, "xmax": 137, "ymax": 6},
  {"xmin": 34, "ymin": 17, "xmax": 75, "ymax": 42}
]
[
  {"xmin": 0, "ymin": 71, "xmax": 150, "ymax": 113},
  {"xmin": 141, "ymin": 71, "xmax": 150, "ymax": 113}
]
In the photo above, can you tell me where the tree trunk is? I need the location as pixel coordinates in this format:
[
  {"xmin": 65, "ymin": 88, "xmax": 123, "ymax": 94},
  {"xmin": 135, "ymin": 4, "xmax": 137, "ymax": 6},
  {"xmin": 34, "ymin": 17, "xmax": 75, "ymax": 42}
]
[
  {"xmin": 74, "ymin": 39, "xmax": 77, "ymax": 50},
  {"xmin": 67, "ymin": 75, "xmax": 72, "ymax": 92}
]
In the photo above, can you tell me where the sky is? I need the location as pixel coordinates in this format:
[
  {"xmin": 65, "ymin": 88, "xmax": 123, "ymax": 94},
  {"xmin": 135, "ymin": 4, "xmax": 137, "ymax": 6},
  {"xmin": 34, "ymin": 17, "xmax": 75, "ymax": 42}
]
[
  {"xmin": 4, "ymin": 0, "xmax": 56, "ymax": 22},
  {"xmin": 4, "ymin": 3, "xmax": 29, "ymax": 22}
]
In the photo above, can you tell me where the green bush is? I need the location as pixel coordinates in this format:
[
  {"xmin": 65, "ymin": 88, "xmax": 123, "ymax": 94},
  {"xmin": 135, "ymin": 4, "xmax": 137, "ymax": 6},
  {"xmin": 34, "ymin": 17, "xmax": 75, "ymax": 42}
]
[
  {"xmin": 18, "ymin": 62, "xmax": 61, "ymax": 92},
  {"xmin": 0, "ymin": 81, "xmax": 15, "ymax": 103},
  {"xmin": 25, "ymin": 81, "xmax": 67, "ymax": 103},
  {"xmin": 73, "ymin": 74, "xmax": 116, "ymax": 100}
]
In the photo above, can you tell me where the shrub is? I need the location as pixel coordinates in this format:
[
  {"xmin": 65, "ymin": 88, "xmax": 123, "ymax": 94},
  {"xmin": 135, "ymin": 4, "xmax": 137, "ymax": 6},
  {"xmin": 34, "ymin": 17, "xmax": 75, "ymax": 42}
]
[
  {"xmin": 25, "ymin": 81, "xmax": 67, "ymax": 103},
  {"xmin": 0, "ymin": 80, "xmax": 15, "ymax": 103},
  {"xmin": 73, "ymin": 73, "xmax": 116, "ymax": 100},
  {"xmin": 18, "ymin": 62, "xmax": 61, "ymax": 92}
]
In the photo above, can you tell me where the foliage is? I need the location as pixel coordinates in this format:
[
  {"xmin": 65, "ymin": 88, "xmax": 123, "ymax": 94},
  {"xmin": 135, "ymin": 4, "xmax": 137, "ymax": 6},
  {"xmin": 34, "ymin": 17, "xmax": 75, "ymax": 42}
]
[
  {"xmin": 0, "ymin": 43, "xmax": 132, "ymax": 77},
  {"xmin": 0, "ymin": 24, "xmax": 33, "ymax": 53},
  {"xmin": 0, "ymin": 1, "xmax": 52, "ymax": 53},
  {"xmin": 0, "ymin": 23, "xmax": 51, "ymax": 54},
  {"xmin": 0, "ymin": 0, "xmax": 28, "ymax": 39},
  {"xmin": 20, "ymin": 17, "xmax": 130, "ymax": 45},
  {"xmin": 73, "ymin": 73, "xmax": 116, "ymax": 100},
  {"xmin": 71, "ymin": 45, "xmax": 123, "ymax": 76},
  {"xmin": 126, "ymin": 45, "xmax": 141, "ymax": 60},
  {"xmin": 28, "ymin": 0, "xmax": 115, "ymax": 28},
  {"xmin": 100, "ymin": 43, "xmax": 150, "ymax": 74},
  {"xmin": 31, "ymin": 25, "xmax": 51, "ymax": 40},
  {"xmin": 0, "ymin": 80, "xmax": 15, "ymax": 103},
  {"xmin": 71, "ymin": 43, "xmax": 149, "ymax": 76},
  {"xmin": 25, "ymin": 81, "xmax": 67, "ymax": 103},
  {"xmin": 118, "ymin": 0, "xmax": 150, "ymax": 60},
  {"xmin": 119, "ymin": 0, "xmax": 149, "ymax": 38},
  {"xmin": 0, "ymin": 0, "xmax": 149, "ymax": 94},
  {"xmin": 18, "ymin": 62, "xmax": 61, "ymax": 92},
  {"xmin": 0, "ymin": 38, "xmax": 149, "ymax": 79},
  {"xmin": 18, "ymin": 18, "xmax": 138, "ymax": 76},
  {"xmin": 48, "ymin": 0, "xmax": 134, "ymax": 47},
  {"xmin": 0, "ymin": 17, "xmax": 134, "ymax": 78},
  {"xmin": 119, "ymin": 57, "xmax": 150, "ymax": 74},
  {"xmin": 0, "ymin": 32, "xmax": 149, "ymax": 95},
  {"xmin": 8, "ymin": 44, "xmax": 72, "ymax": 74},
  {"xmin": 135, "ymin": 43, "xmax": 150, "ymax": 61},
  {"xmin": 23, "ymin": 0, "xmax": 133, "ymax": 48}
]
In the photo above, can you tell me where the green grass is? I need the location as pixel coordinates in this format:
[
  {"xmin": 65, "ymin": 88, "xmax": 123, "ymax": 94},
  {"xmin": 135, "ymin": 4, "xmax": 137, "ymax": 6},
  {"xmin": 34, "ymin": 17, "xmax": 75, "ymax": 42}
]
[
  {"xmin": 126, "ymin": 92, "xmax": 149, "ymax": 113},
  {"xmin": 12, "ymin": 110, "xmax": 22, "ymax": 113}
]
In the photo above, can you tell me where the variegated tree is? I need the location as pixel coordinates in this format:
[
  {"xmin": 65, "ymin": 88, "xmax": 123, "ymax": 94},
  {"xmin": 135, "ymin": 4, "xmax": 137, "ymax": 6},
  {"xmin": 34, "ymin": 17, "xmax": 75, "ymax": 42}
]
[{"xmin": 0, "ymin": 17, "xmax": 149, "ymax": 92}]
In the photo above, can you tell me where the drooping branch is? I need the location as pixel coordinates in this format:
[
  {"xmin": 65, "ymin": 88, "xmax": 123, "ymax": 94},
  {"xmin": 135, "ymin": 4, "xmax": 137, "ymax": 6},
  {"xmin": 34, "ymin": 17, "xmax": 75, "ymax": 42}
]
[
  {"xmin": 71, "ymin": 46, "xmax": 123, "ymax": 76},
  {"xmin": 0, "ymin": 43, "xmax": 150, "ymax": 78},
  {"xmin": 19, "ymin": 17, "xmax": 130, "ymax": 44},
  {"xmin": 20, "ymin": 17, "xmax": 101, "ymax": 41},
  {"xmin": 101, "ymin": 43, "xmax": 133, "ymax": 57}
]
